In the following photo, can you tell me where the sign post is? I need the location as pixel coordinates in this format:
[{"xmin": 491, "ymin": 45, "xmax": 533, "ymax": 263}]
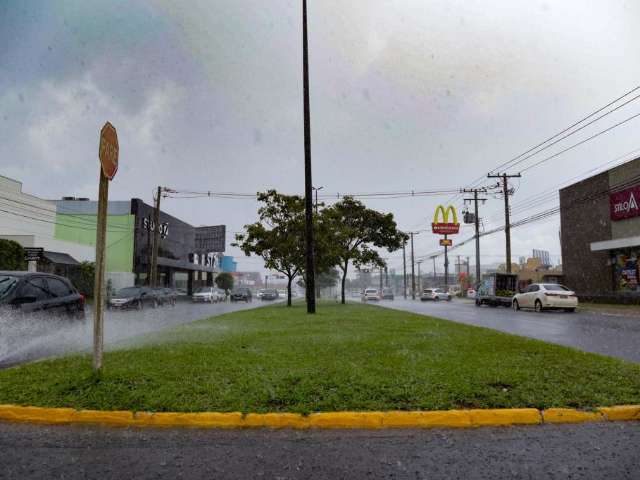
[
  {"xmin": 432, "ymin": 205, "xmax": 460, "ymax": 290},
  {"xmin": 94, "ymin": 122, "xmax": 118, "ymax": 372},
  {"xmin": 24, "ymin": 247, "xmax": 44, "ymax": 272}
]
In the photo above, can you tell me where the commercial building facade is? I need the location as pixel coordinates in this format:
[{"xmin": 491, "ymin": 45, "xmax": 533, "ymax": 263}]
[
  {"xmin": 560, "ymin": 157, "xmax": 640, "ymax": 301},
  {"xmin": 0, "ymin": 175, "xmax": 95, "ymax": 275}
]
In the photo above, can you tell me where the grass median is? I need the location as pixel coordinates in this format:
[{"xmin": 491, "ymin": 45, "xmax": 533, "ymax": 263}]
[{"xmin": 1, "ymin": 302, "xmax": 639, "ymax": 413}]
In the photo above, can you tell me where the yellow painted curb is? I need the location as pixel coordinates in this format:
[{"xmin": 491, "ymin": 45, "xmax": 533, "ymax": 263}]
[
  {"xmin": 542, "ymin": 408, "xmax": 604, "ymax": 424},
  {"xmin": 598, "ymin": 405, "xmax": 640, "ymax": 421},
  {"xmin": 0, "ymin": 405, "xmax": 637, "ymax": 429}
]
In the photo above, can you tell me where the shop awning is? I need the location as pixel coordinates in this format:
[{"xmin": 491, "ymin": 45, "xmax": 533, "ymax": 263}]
[
  {"xmin": 590, "ymin": 236, "xmax": 640, "ymax": 252},
  {"xmin": 42, "ymin": 251, "xmax": 81, "ymax": 266}
]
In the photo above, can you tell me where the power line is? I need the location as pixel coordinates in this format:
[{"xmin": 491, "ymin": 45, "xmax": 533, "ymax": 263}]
[{"xmin": 447, "ymin": 84, "xmax": 640, "ymax": 204}]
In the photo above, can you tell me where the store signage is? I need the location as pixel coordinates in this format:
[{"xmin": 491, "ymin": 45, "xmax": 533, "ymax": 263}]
[
  {"xmin": 189, "ymin": 252, "xmax": 216, "ymax": 267},
  {"xmin": 610, "ymin": 185, "xmax": 640, "ymax": 221},
  {"xmin": 24, "ymin": 247, "xmax": 44, "ymax": 262},
  {"xmin": 143, "ymin": 217, "xmax": 169, "ymax": 239},
  {"xmin": 432, "ymin": 205, "xmax": 460, "ymax": 235},
  {"xmin": 439, "ymin": 238, "xmax": 453, "ymax": 247}
]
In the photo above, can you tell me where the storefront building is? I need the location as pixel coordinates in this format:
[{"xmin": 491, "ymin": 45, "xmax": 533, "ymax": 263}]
[
  {"xmin": 560, "ymin": 157, "xmax": 640, "ymax": 301},
  {"xmin": 130, "ymin": 199, "xmax": 225, "ymax": 292}
]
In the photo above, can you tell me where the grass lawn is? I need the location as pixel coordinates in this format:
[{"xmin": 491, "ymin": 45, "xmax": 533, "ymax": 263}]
[{"xmin": 1, "ymin": 302, "xmax": 639, "ymax": 413}]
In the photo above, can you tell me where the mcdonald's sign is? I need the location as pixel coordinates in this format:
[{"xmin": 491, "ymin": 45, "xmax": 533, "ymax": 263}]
[{"xmin": 432, "ymin": 205, "xmax": 460, "ymax": 235}]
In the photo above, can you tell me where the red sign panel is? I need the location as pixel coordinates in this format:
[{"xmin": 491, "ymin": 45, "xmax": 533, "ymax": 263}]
[
  {"xmin": 99, "ymin": 122, "xmax": 119, "ymax": 180},
  {"xmin": 610, "ymin": 184, "xmax": 640, "ymax": 221},
  {"xmin": 432, "ymin": 223, "xmax": 460, "ymax": 235}
]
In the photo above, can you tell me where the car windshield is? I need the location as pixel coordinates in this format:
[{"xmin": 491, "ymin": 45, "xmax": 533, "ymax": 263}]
[
  {"xmin": 543, "ymin": 284, "xmax": 570, "ymax": 291},
  {"xmin": 0, "ymin": 275, "xmax": 19, "ymax": 300},
  {"xmin": 365, "ymin": 289, "xmax": 377, "ymax": 294},
  {"xmin": 115, "ymin": 287, "xmax": 140, "ymax": 297},
  {"xmin": 194, "ymin": 287, "xmax": 210, "ymax": 293}
]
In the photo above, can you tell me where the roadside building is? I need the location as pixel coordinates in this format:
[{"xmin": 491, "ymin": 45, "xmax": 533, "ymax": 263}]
[
  {"xmin": 560, "ymin": 156, "xmax": 640, "ymax": 301},
  {"xmin": 220, "ymin": 255, "xmax": 237, "ymax": 272},
  {"xmin": 0, "ymin": 175, "xmax": 94, "ymax": 275},
  {"xmin": 56, "ymin": 198, "xmax": 225, "ymax": 292}
]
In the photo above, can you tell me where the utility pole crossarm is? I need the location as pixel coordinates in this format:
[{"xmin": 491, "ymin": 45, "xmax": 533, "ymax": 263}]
[{"xmin": 461, "ymin": 187, "xmax": 488, "ymax": 287}]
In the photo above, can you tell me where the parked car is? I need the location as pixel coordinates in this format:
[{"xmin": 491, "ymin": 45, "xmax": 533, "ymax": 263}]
[
  {"xmin": 153, "ymin": 287, "xmax": 176, "ymax": 306},
  {"xmin": 277, "ymin": 289, "xmax": 287, "ymax": 298},
  {"xmin": 230, "ymin": 287, "xmax": 252, "ymax": 302},
  {"xmin": 420, "ymin": 288, "xmax": 451, "ymax": 301},
  {"xmin": 381, "ymin": 288, "xmax": 394, "ymax": 300},
  {"xmin": 0, "ymin": 271, "xmax": 85, "ymax": 319},
  {"xmin": 512, "ymin": 283, "xmax": 578, "ymax": 313},
  {"xmin": 192, "ymin": 286, "xmax": 217, "ymax": 303},
  {"xmin": 256, "ymin": 289, "xmax": 266, "ymax": 299},
  {"xmin": 109, "ymin": 286, "xmax": 158, "ymax": 310},
  {"xmin": 261, "ymin": 289, "xmax": 279, "ymax": 301},
  {"xmin": 362, "ymin": 288, "xmax": 380, "ymax": 301},
  {"xmin": 351, "ymin": 290, "xmax": 362, "ymax": 298},
  {"xmin": 213, "ymin": 288, "xmax": 226, "ymax": 302}
]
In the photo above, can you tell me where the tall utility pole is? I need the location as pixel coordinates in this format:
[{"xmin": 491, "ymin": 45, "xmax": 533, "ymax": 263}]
[
  {"xmin": 432, "ymin": 256, "xmax": 436, "ymax": 280},
  {"xmin": 402, "ymin": 240, "xmax": 407, "ymax": 299},
  {"xmin": 302, "ymin": 0, "xmax": 315, "ymax": 313},
  {"xmin": 410, "ymin": 232, "xmax": 416, "ymax": 299},
  {"xmin": 487, "ymin": 173, "xmax": 521, "ymax": 273},
  {"xmin": 384, "ymin": 266, "xmax": 388, "ymax": 287},
  {"xmin": 417, "ymin": 260, "xmax": 423, "ymax": 293},
  {"xmin": 379, "ymin": 266, "xmax": 383, "ymax": 292},
  {"xmin": 462, "ymin": 187, "xmax": 487, "ymax": 286},
  {"xmin": 312, "ymin": 186, "xmax": 323, "ymax": 300},
  {"xmin": 150, "ymin": 186, "xmax": 162, "ymax": 288}
]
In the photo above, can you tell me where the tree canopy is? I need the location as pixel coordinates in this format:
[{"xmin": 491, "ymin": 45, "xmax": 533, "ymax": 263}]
[
  {"xmin": 322, "ymin": 197, "xmax": 407, "ymax": 303},
  {"xmin": 215, "ymin": 272, "xmax": 234, "ymax": 291},
  {"xmin": 233, "ymin": 190, "xmax": 306, "ymax": 306},
  {"xmin": 0, "ymin": 239, "xmax": 26, "ymax": 271}
]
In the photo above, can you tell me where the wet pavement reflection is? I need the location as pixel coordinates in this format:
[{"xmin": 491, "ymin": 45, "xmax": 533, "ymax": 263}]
[{"xmin": 381, "ymin": 298, "xmax": 640, "ymax": 363}]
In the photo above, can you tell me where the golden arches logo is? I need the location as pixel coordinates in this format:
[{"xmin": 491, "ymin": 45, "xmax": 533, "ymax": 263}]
[
  {"xmin": 433, "ymin": 205, "xmax": 458, "ymax": 225},
  {"xmin": 432, "ymin": 205, "xmax": 460, "ymax": 235}
]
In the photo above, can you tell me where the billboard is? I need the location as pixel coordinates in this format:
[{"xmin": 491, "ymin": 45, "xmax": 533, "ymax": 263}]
[{"xmin": 195, "ymin": 225, "xmax": 226, "ymax": 253}]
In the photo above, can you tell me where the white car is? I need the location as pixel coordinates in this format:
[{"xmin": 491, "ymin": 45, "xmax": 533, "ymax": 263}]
[
  {"xmin": 512, "ymin": 283, "xmax": 578, "ymax": 313},
  {"xmin": 362, "ymin": 288, "xmax": 380, "ymax": 301},
  {"xmin": 213, "ymin": 288, "xmax": 226, "ymax": 302},
  {"xmin": 192, "ymin": 286, "xmax": 217, "ymax": 303},
  {"xmin": 420, "ymin": 288, "xmax": 452, "ymax": 301}
]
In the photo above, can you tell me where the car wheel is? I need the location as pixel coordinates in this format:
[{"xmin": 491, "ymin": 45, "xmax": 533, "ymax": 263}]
[
  {"xmin": 446, "ymin": 296, "xmax": 452, "ymax": 301},
  {"xmin": 512, "ymin": 300, "xmax": 520, "ymax": 311},
  {"xmin": 535, "ymin": 300, "xmax": 543, "ymax": 313}
]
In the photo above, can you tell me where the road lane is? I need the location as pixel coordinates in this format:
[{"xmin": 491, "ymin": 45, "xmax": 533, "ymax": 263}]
[
  {"xmin": 379, "ymin": 298, "xmax": 640, "ymax": 362},
  {"xmin": 0, "ymin": 421, "xmax": 638, "ymax": 479}
]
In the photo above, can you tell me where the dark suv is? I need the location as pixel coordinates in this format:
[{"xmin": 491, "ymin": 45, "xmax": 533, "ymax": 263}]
[
  {"xmin": 230, "ymin": 287, "xmax": 252, "ymax": 303},
  {"xmin": 0, "ymin": 271, "xmax": 85, "ymax": 319}
]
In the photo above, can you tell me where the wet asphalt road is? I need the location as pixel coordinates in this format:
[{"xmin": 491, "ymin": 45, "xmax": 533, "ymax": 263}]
[
  {"xmin": 1, "ymin": 421, "xmax": 639, "ymax": 479},
  {"xmin": 379, "ymin": 298, "xmax": 640, "ymax": 363},
  {"xmin": 0, "ymin": 298, "xmax": 265, "ymax": 368}
]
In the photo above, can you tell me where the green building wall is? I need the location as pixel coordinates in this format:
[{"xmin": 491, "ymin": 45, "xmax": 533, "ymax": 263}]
[{"xmin": 54, "ymin": 214, "xmax": 135, "ymax": 273}]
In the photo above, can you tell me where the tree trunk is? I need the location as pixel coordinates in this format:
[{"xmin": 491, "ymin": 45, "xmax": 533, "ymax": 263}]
[
  {"xmin": 341, "ymin": 263, "xmax": 348, "ymax": 304},
  {"xmin": 287, "ymin": 276, "xmax": 292, "ymax": 307}
]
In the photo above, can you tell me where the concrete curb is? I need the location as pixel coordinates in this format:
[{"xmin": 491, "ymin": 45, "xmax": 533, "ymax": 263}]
[{"xmin": 0, "ymin": 404, "xmax": 639, "ymax": 429}]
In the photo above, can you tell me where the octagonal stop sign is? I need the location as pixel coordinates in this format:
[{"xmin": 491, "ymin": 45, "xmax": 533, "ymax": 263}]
[{"xmin": 99, "ymin": 121, "xmax": 119, "ymax": 180}]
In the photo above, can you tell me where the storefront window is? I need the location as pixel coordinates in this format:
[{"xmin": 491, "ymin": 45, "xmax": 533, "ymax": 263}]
[{"xmin": 613, "ymin": 250, "xmax": 639, "ymax": 292}]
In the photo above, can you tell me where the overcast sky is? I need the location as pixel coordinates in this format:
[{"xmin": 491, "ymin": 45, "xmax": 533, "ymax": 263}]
[{"xmin": 2, "ymin": 0, "xmax": 640, "ymax": 275}]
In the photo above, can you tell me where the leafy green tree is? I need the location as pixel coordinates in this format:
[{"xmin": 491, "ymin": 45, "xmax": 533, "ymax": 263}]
[
  {"xmin": 233, "ymin": 190, "xmax": 305, "ymax": 306},
  {"xmin": 68, "ymin": 261, "xmax": 95, "ymax": 297},
  {"xmin": 215, "ymin": 272, "xmax": 234, "ymax": 291},
  {"xmin": 322, "ymin": 197, "xmax": 408, "ymax": 304},
  {"xmin": 0, "ymin": 239, "xmax": 26, "ymax": 271}
]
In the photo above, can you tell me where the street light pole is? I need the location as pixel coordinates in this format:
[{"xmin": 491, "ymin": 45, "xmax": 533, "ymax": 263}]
[
  {"xmin": 302, "ymin": 0, "xmax": 315, "ymax": 313},
  {"xmin": 410, "ymin": 232, "xmax": 416, "ymax": 300},
  {"xmin": 402, "ymin": 240, "xmax": 407, "ymax": 299}
]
